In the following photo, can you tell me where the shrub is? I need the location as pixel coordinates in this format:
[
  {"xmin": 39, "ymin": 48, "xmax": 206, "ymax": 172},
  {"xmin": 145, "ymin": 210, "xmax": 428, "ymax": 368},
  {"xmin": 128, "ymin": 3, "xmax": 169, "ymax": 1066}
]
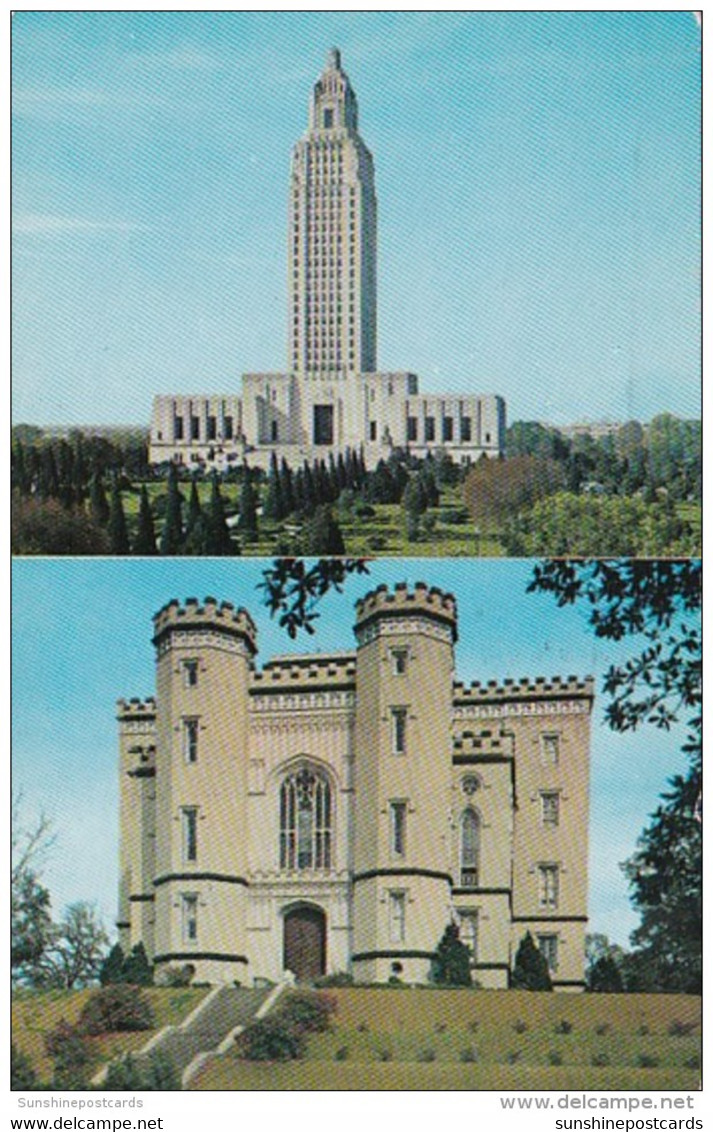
[
  {"xmin": 434, "ymin": 1021, "xmax": 447, "ymax": 1034},
  {"xmin": 637, "ymin": 1024, "xmax": 650, "ymax": 1036},
  {"xmin": 11, "ymin": 1044, "xmax": 40, "ymax": 1090},
  {"xmin": 468, "ymin": 1020, "xmax": 479, "ymax": 1033},
  {"xmin": 235, "ymin": 1017, "xmax": 305, "ymax": 1062},
  {"xmin": 334, "ymin": 1046, "xmax": 350, "ymax": 1061},
  {"xmin": 156, "ymin": 964, "xmax": 194, "ymax": 988},
  {"xmin": 314, "ymin": 971, "xmax": 354, "ymax": 988},
  {"xmin": 277, "ymin": 992, "xmax": 336, "ymax": 1034},
  {"xmin": 511, "ymin": 932, "xmax": 552, "ymax": 991},
  {"xmin": 668, "ymin": 1019, "xmax": 697, "ymax": 1037},
  {"xmin": 554, "ymin": 1019, "xmax": 573, "ymax": 1034},
  {"xmin": 513, "ymin": 1019, "xmax": 528, "ymax": 1034},
  {"xmin": 121, "ymin": 942, "xmax": 154, "ymax": 986},
  {"xmin": 376, "ymin": 1048, "xmax": 393, "ymax": 1062},
  {"xmin": 79, "ymin": 985, "xmax": 155, "ymax": 1036},
  {"xmin": 506, "ymin": 1050, "xmax": 521, "ymax": 1064},
  {"xmin": 355, "ymin": 504, "xmax": 376, "ymax": 518},
  {"xmin": 430, "ymin": 922, "xmax": 472, "ymax": 987},
  {"xmin": 356, "ymin": 1022, "xmax": 369, "ymax": 1033},
  {"xmin": 417, "ymin": 1048, "xmax": 436, "ymax": 1063},
  {"xmin": 367, "ymin": 535, "xmax": 387, "ymax": 551},
  {"xmin": 104, "ymin": 1053, "xmax": 180, "ymax": 1091},
  {"xmin": 45, "ymin": 1022, "xmax": 91, "ymax": 1089},
  {"xmin": 459, "ymin": 1047, "xmax": 479, "ymax": 1063},
  {"xmin": 99, "ymin": 943, "xmax": 125, "ymax": 986},
  {"xmin": 637, "ymin": 1053, "xmax": 659, "ymax": 1069},
  {"xmin": 591, "ymin": 1052, "xmax": 610, "ymax": 1067},
  {"xmin": 684, "ymin": 1054, "xmax": 701, "ymax": 1071},
  {"xmin": 595, "ymin": 1023, "xmax": 610, "ymax": 1036},
  {"xmin": 548, "ymin": 1050, "xmax": 563, "ymax": 1066}
]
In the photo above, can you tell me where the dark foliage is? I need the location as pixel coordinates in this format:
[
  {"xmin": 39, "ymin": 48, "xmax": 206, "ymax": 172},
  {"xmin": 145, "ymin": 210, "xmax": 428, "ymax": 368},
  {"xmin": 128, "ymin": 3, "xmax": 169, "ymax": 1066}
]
[
  {"xmin": 234, "ymin": 1016, "xmax": 305, "ymax": 1061},
  {"xmin": 430, "ymin": 922, "xmax": 472, "ymax": 987},
  {"xmin": 11, "ymin": 1044, "xmax": 41, "ymax": 1090},
  {"xmin": 511, "ymin": 932, "xmax": 553, "ymax": 991},
  {"xmin": 260, "ymin": 557, "xmax": 370, "ymax": 638},
  {"xmin": 78, "ymin": 984, "xmax": 154, "ymax": 1035}
]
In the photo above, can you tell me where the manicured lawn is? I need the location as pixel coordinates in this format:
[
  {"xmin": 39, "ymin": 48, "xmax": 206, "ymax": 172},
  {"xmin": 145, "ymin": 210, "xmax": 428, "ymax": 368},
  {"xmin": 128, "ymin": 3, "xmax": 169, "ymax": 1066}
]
[
  {"xmin": 191, "ymin": 988, "xmax": 701, "ymax": 1092},
  {"xmin": 12, "ymin": 987, "xmax": 208, "ymax": 1084}
]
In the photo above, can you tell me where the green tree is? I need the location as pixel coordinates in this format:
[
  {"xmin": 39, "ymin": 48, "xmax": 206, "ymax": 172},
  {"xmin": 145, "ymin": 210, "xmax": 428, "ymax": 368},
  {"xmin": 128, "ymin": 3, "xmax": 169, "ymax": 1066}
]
[
  {"xmin": 182, "ymin": 480, "xmax": 206, "ymax": 555},
  {"xmin": 133, "ymin": 485, "xmax": 157, "ymax": 556},
  {"xmin": 89, "ymin": 472, "xmax": 110, "ymax": 526},
  {"xmin": 511, "ymin": 932, "xmax": 553, "ymax": 991},
  {"xmin": 529, "ymin": 560, "xmax": 701, "ymax": 994},
  {"xmin": 263, "ymin": 452, "xmax": 284, "ymax": 521},
  {"xmin": 36, "ymin": 902, "xmax": 109, "ymax": 989},
  {"xmin": 430, "ymin": 922, "xmax": 472, "ymax": 987},
  {"xmin": 587, "ymin": 955, "xmax": 624, "ymax": 993},
  {"xmin": 203, "ymin": 473, "xmax": 235, "ymax": 555},
  {"xmin": 238, "ymin": 467, "xmax": 259, "ymax": 543},
  {"xmin": 12, "ymin": 803, "xmax": 54, "ymax": 983},
  {"xmin": 260, "ymin": 557, "xmax": 369, "ymax": 638},
  {"xmin": 160, "ymin": 464, "xmax": 184, "ymax": 555},
  {"xmin": 11, "ymin": 1044, "xmax": 41, "ymax": 1090},
  {"xmin": 100, "ymin": 943, "xmax": 126, "ymax": 986},
  {"xmin": 121, "ymin": 941, "xmax": 154, "ymax": 986},
  {"xmin": 108, "ymin": 479, "xmax": 130, "ymax": 555},
  {"xmin": 302, "ymin": 505, "xmax": 346, "ymax": 555}
]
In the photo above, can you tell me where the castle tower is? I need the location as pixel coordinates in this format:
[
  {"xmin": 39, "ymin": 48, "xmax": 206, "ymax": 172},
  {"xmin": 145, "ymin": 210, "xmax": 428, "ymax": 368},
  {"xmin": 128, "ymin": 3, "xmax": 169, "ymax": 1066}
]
[
  {"xmin": 289, "ymin": 48, "xmax": 377, "ymax": 389},
  {"xmin": 151, "ymin": 598, "xmax": 257, "ymax": 984},
  {"xmin": 352, "ymin": 583, "xmax": 457, "ymax": 983},
  {"xmin": 117, "ymin": 698, "xmax": 157, "ymax": 958}
]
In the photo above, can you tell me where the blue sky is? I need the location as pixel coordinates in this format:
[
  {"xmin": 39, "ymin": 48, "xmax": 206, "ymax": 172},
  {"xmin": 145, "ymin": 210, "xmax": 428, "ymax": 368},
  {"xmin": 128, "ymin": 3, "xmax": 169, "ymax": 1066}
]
[
  {"xmin": 12, "ymin": 11, "xmax": 700, "ymax": 427},
  {"xmin": 12, "ymin": 557, "xmax": 695, "ymax": 950}
]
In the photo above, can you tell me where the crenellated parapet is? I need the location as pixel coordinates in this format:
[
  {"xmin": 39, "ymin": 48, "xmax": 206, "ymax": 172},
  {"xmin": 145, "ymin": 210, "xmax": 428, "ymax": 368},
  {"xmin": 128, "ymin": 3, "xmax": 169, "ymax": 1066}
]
[
  {"xmin": 354, "ymin": 581, "xmax": 458, "ymax": 643},
  {"xmin": 452, "ymin": 727, "xmax": 514, "ymax": 760},
  {"xmin": 454, "ymin": 674, "xmax": 594, "ymax": 702},
  {"xmin": 152, "ymin": 596, "xmax": 258, "ymax": 656},
  {"xmin": 252, "ymin": 651, "xmax": 356, "ymax": 692},
  {"xmin": 117, "ymin": 697, "xmax": 156, "ymax": 721}
]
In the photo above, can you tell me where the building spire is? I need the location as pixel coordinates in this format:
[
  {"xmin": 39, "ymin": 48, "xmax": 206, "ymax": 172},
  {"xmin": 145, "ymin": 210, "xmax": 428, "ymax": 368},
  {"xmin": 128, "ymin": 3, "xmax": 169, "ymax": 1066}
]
[{"xmin": 326, "ymin": 47, "xmax": 341, "ymax": 71}]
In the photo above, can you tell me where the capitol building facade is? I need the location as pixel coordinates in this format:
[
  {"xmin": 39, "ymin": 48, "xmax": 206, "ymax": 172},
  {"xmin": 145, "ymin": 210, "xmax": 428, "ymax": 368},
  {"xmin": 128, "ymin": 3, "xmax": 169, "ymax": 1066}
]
[{"xmin": 149, "ymin": 50, "xmax": 506, "ymax": 472}]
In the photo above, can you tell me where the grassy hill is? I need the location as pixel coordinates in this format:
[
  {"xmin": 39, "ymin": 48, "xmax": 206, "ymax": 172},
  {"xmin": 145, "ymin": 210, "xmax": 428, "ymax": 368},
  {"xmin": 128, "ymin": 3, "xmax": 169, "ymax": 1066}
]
[
  {"xmin": 192, "ymin": 988, "xmax": 701, "ymax": 1092},
  {"xmin": 12, "ymin": 987, "xmax": 209, "ymax": 1084}
]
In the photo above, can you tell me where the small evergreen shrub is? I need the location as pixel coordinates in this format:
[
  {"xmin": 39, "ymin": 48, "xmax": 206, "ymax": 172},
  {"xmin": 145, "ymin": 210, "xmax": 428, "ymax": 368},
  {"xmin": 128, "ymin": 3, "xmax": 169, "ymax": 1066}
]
[
  {"xmin": 637, "ymin": 1053, "xmax": 659, "ymax": 1069},
  {"xmin": 79, "ymin": 985, "xmax": 155, "ymax": 1035},
  {"xmin": 156, "ymin": 964, "xmax": 194, "ymax": 988},
  {"xmin": 376, "ymin": 1048, "xmax": 393, "ymax": 1062},
  {"xmin": 637, "ymin": 1024, "xmax": 650, "ymax": 1036},
  {"xmin": 513, "ymin": 1019, "xmax": 528, "ymax": 1034},
  {"xmin": 314, "ymin": 971, "xmax": 354, "ymax": 988},
  {"xmin": 277, "ymin": 992, "xmax": 336, "ymax": 1034},
  {"xmin": 417, "ymin": 1048, "xmax": 436, "ymax": 1063},
  {"xmin": 684, "ymin": 1054, "xmax": 701, "ymax": 1071},
  {"xmin": 459, "ymin": 1047, "xmax": 479, "ymax": 1063},
  {"xmin": 334, "ymin": 1047, "xmax": 350, "ymax": 1061},
  {"xmin": 234, "ymin": 1017, "xmax": 305, "ymax": 1062},
  {"xmin": 591, "ymin": 1052, "xmax": 610, "ymax": 1067},
  {"xmin": 434, "ymin": 1021, "xmax": 447, "ymax": 1034},
  {"xmin": 356, "ymin": 1022, "xmax": 369, "ymax": 1033},
  {"xmin": 468, "ymin": 1020, "xmax": 479, "ymax": 1033},
  {"xmin": 511, "ymin": 932, "xmax": 553, "ymax": 991},
  {"xmin": 104, "ymin": 1053, "xmax": 180, "ymax": 1091},
  {"xmin": 121, "ymin": 943, "xmax": 154, "ymax": 986},
  {"xmin": 595, "ymin": 1023, "xmax": 610, "ymax": 1036},
  {"xmin": 554, "ymin": 1019, "xmax": 573, "ymax": 1034},
  {"xmin": 506, "ymin": 1050, "xmax": 521, "ymax": 1064},
  {"xmin": 45, "ymin": 1022, "xmax": 91, "ymax": 1089},
  {"xmin": 668, "ymin": 1019, "xmax": 697, "ymax": 1037},
  {"xmin": 548, "ymin": 1050, "xmax": 563, "ymax": 1066},
  {"xmin": 11, "ymin": 1044, "xmax": 40, "ymax": 1090}
]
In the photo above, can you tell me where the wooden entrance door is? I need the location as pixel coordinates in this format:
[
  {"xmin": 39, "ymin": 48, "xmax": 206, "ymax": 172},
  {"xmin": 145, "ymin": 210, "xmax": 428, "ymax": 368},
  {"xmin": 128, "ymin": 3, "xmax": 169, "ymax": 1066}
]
[{"xmin": 283, "ymin": 906, "xmax": 326, "ymax": 981}]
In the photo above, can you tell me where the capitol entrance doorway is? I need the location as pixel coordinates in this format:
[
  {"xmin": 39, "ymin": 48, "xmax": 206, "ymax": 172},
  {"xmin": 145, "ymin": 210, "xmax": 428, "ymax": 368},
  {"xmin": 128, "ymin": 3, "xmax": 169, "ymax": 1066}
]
[
  {"xmin": 283, "ymin": 905, "xmax": 326, "ymax": 981},
  {"xmin": 313, "ymin": 404, "xmax": 334, "ymax": 446}
]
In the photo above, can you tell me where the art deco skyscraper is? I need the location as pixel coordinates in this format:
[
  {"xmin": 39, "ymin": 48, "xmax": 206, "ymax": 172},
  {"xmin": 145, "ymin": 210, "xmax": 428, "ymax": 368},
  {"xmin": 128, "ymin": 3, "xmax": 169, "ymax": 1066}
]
[{"xmin": 288, "ymin": 48, "xmax": 377, "ymax": 393}]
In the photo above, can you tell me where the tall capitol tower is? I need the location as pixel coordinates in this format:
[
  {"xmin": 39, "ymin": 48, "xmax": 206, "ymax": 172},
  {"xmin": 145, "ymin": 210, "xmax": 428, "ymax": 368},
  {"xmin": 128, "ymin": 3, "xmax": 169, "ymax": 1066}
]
[
  {"xmin": 288, "ymin": 48, "xmax": 377, "ymax": 380},
  {"xmin": 149, "ymin": 48, "xmax": 505, "ymax": 470}
]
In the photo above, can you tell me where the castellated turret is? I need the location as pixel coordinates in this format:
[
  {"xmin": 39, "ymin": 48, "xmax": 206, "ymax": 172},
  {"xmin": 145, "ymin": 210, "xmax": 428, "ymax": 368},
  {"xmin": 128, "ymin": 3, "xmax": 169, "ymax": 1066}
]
[
  {"xmin": 118, "ymin": 586, "xmax": 592, "ymax": 988},
  {"xmin": 352, "ymin": 583, "xmax": 458, "ymax": 984},
  {"xmin": 151, "ymin": 598, "xmax": 257, "ymax": 984}
]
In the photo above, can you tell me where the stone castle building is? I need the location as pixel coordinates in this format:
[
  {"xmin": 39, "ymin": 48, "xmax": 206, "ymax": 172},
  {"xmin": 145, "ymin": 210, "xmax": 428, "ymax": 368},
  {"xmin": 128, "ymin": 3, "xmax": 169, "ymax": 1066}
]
[
  {"xmin": 149, "ymin": 49, "xmax": 506, "ymax": 472},
  {"xmin": 117, "ymin": 583, "xmax": 592, "ymax": 990}
]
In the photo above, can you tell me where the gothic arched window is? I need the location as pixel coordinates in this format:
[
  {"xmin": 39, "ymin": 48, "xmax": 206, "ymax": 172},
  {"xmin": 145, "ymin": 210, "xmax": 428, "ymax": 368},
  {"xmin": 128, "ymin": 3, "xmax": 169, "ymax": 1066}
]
[
  {"xmin": 280, "ymin": 767, "xmax": 332, "ymax": 870},
  {"xmin": 460, "ymin": 809, "xmax": 480, "ymax": 888}
]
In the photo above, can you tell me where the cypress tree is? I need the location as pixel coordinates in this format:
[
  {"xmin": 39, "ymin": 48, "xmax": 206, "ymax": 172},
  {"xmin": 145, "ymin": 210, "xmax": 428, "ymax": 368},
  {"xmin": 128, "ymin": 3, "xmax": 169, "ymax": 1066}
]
[
  {"xmin": 121, "ymin": 942, "xmax": 153, "ymax": 986},
  {"xmin": 182, "ymin": 479, "xmax": 205, "ymax": 555},
  {"xmin": 89, "ymin": 472, "xmax": 110, "ymax": 525},
  {"xmin": 133, "ymin": 485, "xmax": 157, "ymax": 556},
  {"xmin": 238, "ymin": 465, "xmax": 259, "ymax": 543},
  {"xmin": 431, "ymin": 922, "xmax": 472, "ymax": 987},
  {"xmin": 204, "ymin": 472, "xmax": 235, "ymax": 556},
  {"xmin": 511, "ymin": 932, "xmax": 553, "ymax": 991},
  {"xmin": 12, "ymin": 439, "xmax": 28, "ymax": 494},
  {"xmin": 99, "ymin": 943, "xmax": 126, "ymax": 986},
  {"xmin": 263, "ymin": 452, "xmax": 283, "ymax": 521},
  {"xmin": 302, "ymin": 461, "xmax": 316, "ymax": 515},
  {"xmin": 108, "ymin": 478, "xmax": 130, "ymax": 555},
  {"xmin": 303, "ymin": 505, "xmax": 346, "ymax": 555},
  {"xmin": 160, "ymin": 463, "xmax": 184, "ymax": 555},
  {"xmin": 279, "ymin": 458, "xmax": 295, "ymax": 516}
]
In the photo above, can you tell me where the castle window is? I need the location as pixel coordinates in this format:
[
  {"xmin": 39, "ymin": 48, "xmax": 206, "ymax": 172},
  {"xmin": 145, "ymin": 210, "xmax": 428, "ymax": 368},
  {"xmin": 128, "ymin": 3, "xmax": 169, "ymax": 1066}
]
[
  {"xmin": 389, "ymin": 801, "xmax": 407, "ymax": 857},
  {"xmin": 190, "ymin": 416, "xmax": 200, "ymax": 441},
  {"xmin": 537, "ymin": 933, "xmax": 559, "ymax": 972},
  {"xmin": 183, "ymin": 718, "xmax": 199, "ymax": 764},
  {"xmin": 182, "ymin": 659, "xmax": 199, "ymax": 688},
  {"xmin": 541, "ymin": 734, "xmax": 560, "ymax": 766},
  {"xmin": 425, "ymin": 417, "xmax": 435, "ymax": 442},
  {"xmin": 443, "ymin": 416, "xmax": 453, "ymax": 442},
  {"xmin": 458, "ymin": 909, "xmax": 479, "ymax": 961},
  {"xmin": 181, "ymin": 894, "xmax": 198, "ymax": 943},
  {"xmin": 391, "ymin": 648, "xmax": 408, "ymax": 676},
  {"xmin": 540, "ymin": 792, "xmax": 560, "ymax": 827},
  {"xmin": 391, "ymin": 708, "xmax": 407, "ymax": 755},
  {"xmin": 389, "ymin": 891, "xmax": 406, "ymax": 943},
  {"xmin": 370, "ymin": 421, "xmax": 377, "ymax": 441},
  {"xmin": 181, "ymin": 807, "xmax": 198, "ymax": 863},
  {"xmin": 271, "ymin": 420, "xmax": 279, "ymax": 442},
  {"xmin": 279, "ymin": 767, "xmax": 332, "ymax": 871},
  {"xmin": 407, "ymin": 417, "xmax": 418, "ymax": 442},
  {"xmin": 460, "ymin": 809, "xmax": 480, "ymax": 888},
  {"xmin": 224, "ymin": 416, "xmax": 234, "ymax": 440},
  {"xmin": 461, "ymin": 417, "xmax": 472, "ymax": 443},
  {"xmin": 174, "ymin": 416, "xmax": 184, "ymax": 441},
  {"xmin": 207, "ymin": 416, "xmax": 217, "ymax": 441},
  {"xmin": 538, "ymin": 864, "xmax": 559, "ymax": 909}
]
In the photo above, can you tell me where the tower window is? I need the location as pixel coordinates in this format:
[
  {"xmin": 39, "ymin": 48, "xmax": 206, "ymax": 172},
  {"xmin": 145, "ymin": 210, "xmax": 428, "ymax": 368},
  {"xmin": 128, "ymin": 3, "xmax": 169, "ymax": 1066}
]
[
  {"xmin": 461, "ymin": 417, "xmax": 472, "ymax": 443},
  {"xmin": 370, "ymin": 421, "xmax": 377, "ymax": 442},
  {"xmin": 391, "ymin": 648, "xmax": 408, "ymax": 675},
  {"xmin": 224, "ymin": 416, "xmax": 234, "ymax": 440},
  {"xmin": 443, "ymin": 416, "xmax": 453, "ymax": 442},
  {"xmin": 191, "ymin": 416, "xmax": 200, "ymax": 441},
  {"xmin": 183, "ymin": 718, "xmax": 199, "ymax": 764},
  {"xmin": 537, "ymin": 933, "xmax": 559, "ymax": 972},
  {"xmin": 181, "ymin": 807, "xmax": 198, "ymax": 863},
  {"xmin": 207, "ymin": 416, "xmax": 217, "ymax": 441},
  {"xmin": 279, "ymin": 766, "xmax": 332, "ymax": 870},
  {"xmin": 181, "ymin": 894, "xmax": 198, "ymax": 943},
  {"xmin": 425, "ymin": 417, "xmax": 435, "ymax": 442},
  {"xmin": 389, "ymin": 891, "xmax": 406, "ymax": 943},
  {"xmin": 182, "ymin": 659, "xmax": 199, "ymax": 688},
  {"xmin": 391, "ymin": 708, "xmax": 407, "ymax": 755},
  {"xmin": 174, "ymin": 417, "xmax": 184, "ymax": 441},
  {"xmin": 407, "ymin": 417, "xmax": 418, "ymax": 443},
  {"xmin": 389, "ymin": 801, "xmax": 407, "ymax": 857},
  {"xmin": 541, "ymin": 734, "xmax": 560, "ymax": 766},
  {"xmin": 538, "ymin": 864, "xmax": 560, "ymax": 909},
  {"xmin": 460, "ymin": 809, "xmax": 480, "ymax": 888},
  {"xmin": 540, "ymin": 792, "xmax": 560, "ymax": 827}
]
